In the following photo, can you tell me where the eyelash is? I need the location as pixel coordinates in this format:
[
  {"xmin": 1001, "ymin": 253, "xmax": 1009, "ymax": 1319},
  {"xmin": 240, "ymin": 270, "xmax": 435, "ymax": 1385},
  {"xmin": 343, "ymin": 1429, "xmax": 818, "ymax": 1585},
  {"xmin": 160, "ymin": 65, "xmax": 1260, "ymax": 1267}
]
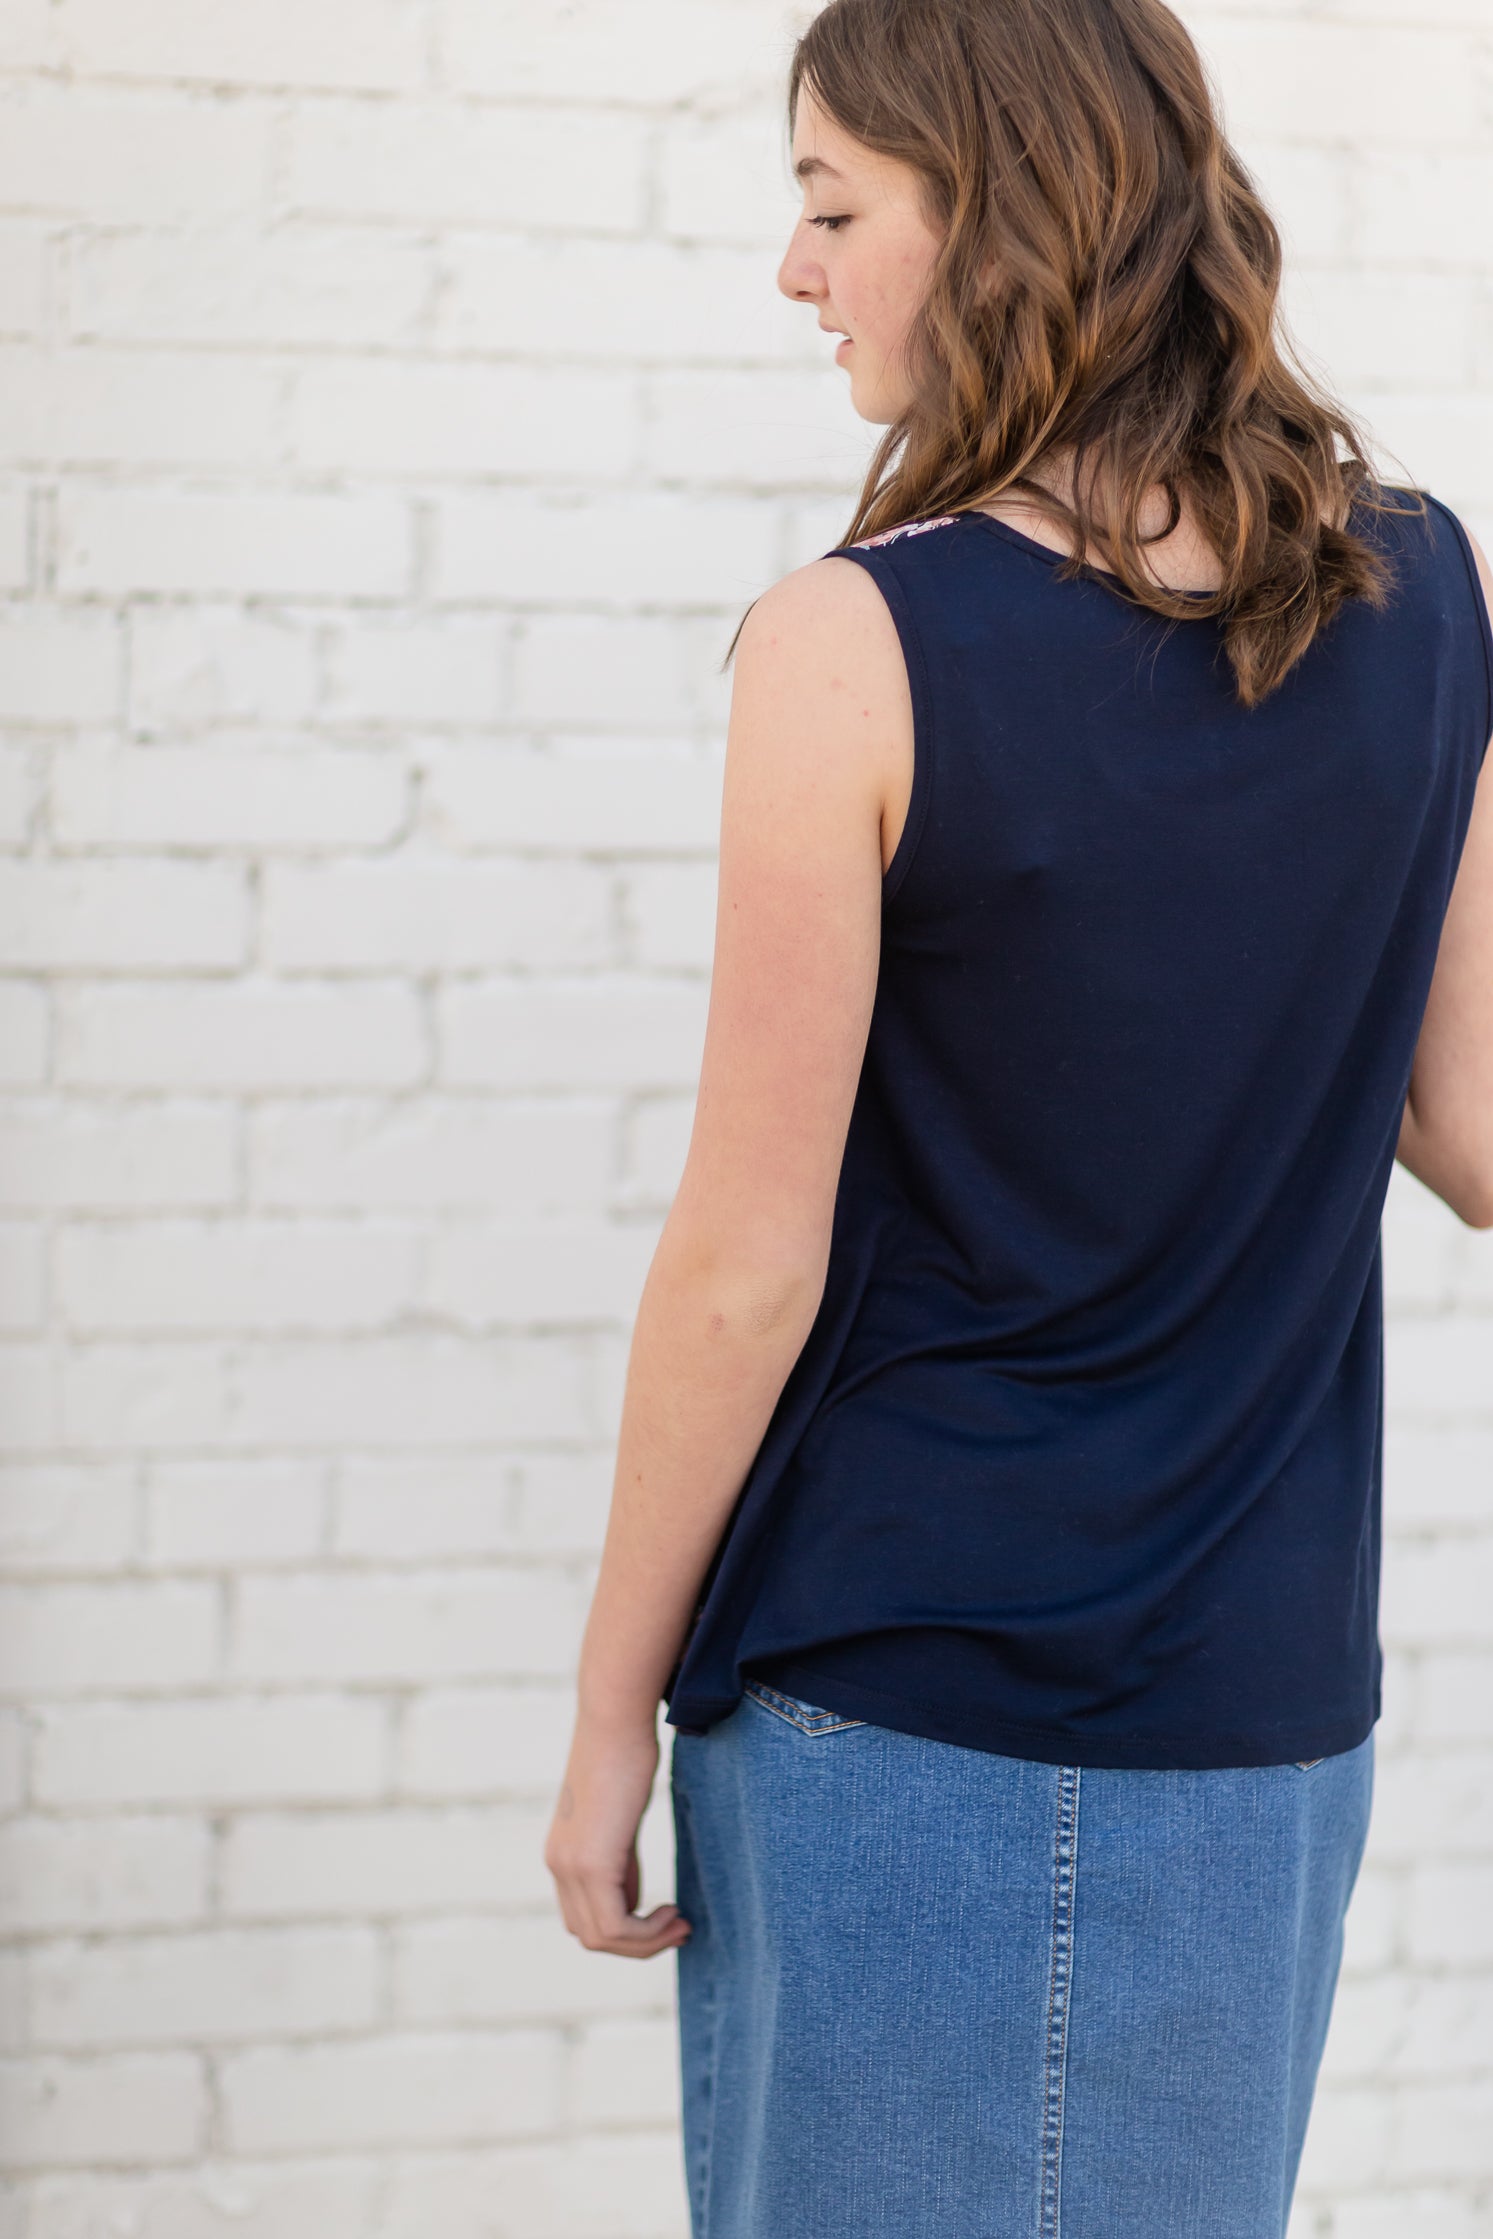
[{"xmin": 808, "ymin": 213, "xmax": 850, "ymax": 231}]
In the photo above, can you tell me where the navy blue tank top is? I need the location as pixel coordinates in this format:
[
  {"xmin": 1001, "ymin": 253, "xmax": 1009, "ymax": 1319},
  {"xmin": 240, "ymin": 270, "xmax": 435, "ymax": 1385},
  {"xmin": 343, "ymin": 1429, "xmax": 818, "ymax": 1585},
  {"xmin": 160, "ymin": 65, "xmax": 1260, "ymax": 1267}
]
[{"xmin": 665, "ymin": 490, "xmax": 1492, "ymax": 1770}]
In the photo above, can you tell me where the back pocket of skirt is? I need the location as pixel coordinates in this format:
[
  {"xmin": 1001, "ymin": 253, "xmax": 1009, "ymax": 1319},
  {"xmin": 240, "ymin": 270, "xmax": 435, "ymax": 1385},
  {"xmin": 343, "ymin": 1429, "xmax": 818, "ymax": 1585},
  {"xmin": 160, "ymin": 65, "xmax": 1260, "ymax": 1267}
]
[{"xmin": 742, "ymin": 1680, "xmax": 867, "ymax": 1736}]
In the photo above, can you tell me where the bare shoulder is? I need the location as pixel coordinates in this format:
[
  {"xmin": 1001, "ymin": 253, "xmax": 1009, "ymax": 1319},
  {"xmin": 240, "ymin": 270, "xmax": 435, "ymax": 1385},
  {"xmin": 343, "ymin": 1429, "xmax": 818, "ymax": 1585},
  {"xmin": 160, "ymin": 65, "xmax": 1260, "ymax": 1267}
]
[
  {"xmin": 1461, "ymin": 519, "xmax": 1493, "ymax": 603},
  {"xmin": 732, "ymin": 555, "xmax": 909, "ymax": 707}
]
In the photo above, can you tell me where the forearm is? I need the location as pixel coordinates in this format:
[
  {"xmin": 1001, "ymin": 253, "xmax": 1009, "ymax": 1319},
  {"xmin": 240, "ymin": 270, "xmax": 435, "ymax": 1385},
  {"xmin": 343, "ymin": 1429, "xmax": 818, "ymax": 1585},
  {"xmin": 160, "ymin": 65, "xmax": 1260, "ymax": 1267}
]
[{"xmin": 575, "ymin": 1219, "xmax": 826, "ymax": 1734}]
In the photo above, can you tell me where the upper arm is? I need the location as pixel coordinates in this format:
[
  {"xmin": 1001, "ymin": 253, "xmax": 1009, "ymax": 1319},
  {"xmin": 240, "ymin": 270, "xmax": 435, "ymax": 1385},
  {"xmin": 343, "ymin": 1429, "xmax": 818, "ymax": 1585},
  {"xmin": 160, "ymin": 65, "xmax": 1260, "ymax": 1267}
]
[
  {"xmin": 666, "ymin": 555, "xmax": 912, "ymax": 1280},
  {"xmin": 1399, "ymin": 521, "xmax": 1493, "ymax": 1224}
]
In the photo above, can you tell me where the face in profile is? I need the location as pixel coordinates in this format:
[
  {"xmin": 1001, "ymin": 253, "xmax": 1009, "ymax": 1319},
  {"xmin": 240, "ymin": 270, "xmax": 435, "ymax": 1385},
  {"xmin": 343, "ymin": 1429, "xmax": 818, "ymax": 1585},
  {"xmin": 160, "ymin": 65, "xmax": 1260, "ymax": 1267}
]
[{"xmin": 777, "ymin": 82, "xmax": 945, "ymax": 426}]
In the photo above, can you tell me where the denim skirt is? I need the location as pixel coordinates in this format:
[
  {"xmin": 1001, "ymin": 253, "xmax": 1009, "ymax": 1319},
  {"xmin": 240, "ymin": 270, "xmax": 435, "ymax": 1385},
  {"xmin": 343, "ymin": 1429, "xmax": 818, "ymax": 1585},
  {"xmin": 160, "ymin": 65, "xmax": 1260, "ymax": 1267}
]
[{"xmin": 670, "ymin": 1681, "xmax": 1373, "ymax": 2239}]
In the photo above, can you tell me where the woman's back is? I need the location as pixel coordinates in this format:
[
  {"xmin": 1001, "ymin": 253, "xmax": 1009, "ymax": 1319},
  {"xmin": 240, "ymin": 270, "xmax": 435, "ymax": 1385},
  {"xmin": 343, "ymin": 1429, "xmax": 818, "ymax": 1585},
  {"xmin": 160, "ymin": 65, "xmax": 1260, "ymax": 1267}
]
[{"xmin": 667, "ymin": 491, "xmax": 1493, "ymax": 1768}]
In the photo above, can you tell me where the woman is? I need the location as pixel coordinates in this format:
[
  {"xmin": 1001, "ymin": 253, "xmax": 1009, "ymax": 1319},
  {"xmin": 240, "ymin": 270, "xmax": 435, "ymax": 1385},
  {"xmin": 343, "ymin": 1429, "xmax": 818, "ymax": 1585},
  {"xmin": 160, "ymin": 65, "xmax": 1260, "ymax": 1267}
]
[{"xmin": 545, "ymin": 2, "xmax": 1493, "ymax": 2232}]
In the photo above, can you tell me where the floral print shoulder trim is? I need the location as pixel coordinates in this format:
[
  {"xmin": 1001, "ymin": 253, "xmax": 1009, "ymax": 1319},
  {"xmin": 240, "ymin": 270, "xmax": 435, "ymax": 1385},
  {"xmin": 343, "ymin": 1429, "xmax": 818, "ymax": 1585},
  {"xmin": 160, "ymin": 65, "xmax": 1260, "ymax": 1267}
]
[{"xmin": 849, "ymin": 514, "xmax": 961, "ymax": 549}]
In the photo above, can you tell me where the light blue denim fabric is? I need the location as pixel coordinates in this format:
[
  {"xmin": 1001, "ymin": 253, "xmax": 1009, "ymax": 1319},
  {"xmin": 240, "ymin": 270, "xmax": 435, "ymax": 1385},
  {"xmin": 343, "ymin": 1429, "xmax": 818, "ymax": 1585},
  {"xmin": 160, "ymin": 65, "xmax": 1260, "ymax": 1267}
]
[{"xmin": 671, "ymin": 1680, "xmax": 1373, "ymax": 2239}]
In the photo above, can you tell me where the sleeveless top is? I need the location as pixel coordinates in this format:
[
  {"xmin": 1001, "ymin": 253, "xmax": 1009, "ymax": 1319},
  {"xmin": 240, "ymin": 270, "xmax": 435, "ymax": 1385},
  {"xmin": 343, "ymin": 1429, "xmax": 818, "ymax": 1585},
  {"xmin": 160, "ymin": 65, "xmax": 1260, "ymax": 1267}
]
[{"xmin": 664, "ymin": 490, "xmax": 1493, "ymax": 1771}]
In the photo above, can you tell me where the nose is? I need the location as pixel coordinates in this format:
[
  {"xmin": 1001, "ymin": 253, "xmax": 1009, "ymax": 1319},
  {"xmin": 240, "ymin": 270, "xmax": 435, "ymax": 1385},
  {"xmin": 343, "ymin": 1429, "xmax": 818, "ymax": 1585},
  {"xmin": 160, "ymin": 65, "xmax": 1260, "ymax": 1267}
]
[{"xmin": 777, "ymin": 216, "xmax": 825, "ymax": 304}]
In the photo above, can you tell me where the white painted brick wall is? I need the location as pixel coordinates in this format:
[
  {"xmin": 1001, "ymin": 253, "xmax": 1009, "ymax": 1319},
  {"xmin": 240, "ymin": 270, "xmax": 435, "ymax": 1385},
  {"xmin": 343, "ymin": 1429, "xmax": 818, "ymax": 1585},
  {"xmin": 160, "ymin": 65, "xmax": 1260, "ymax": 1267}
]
[{"xmin": 0, "ymin": 4, "xmax": 1489, "ymax": 2235}]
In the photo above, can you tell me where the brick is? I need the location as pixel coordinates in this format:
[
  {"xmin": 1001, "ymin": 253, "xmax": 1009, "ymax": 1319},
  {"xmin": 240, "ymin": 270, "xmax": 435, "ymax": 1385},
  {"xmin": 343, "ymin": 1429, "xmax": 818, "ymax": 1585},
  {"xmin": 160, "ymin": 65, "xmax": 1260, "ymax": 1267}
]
[
  {"xmin": 567, "ymin": 2018, "xmax": 680, "ymax": 2130},
  {"xmin": 222, "ymin": 1803, "xmax": 549, "ymax": 1917},
  {"xmin": 1418, "ymin": 1651, "xmax": 1493, "ymax": 1743},
  {"xmin": 1340, "ymin": 1861, "xmax": 1400, "ymax": 1978},
  {"xmin": 1352, "ymin": 152, "xmax": 1493, "ymax": 270},
  {"xmin": 321, "ymin": 616, "xmax": 507, "ymax": 726},
  {"xmin": 57, "ymin": 348, "xmax": 286, "ymax": 471},
  {"xmin": 31, "ymin": 1695, "xmax": 387, "ymax": 1808},
  {"xmin": 1389, "ymin": 2081, "xmax": 1493, "ymax": 2180},
  {"xmin": 0, "ymin": 1340, "xmax": 54, "ymax": 1448},
  {"xmin": 0, "ymin": 1813, "xmax": 209, "ymax": 1932},
  {"xmin": 0, "ymin": 1581, "xmax": 217, "ymax": 1698},
  {"xmin": 0, "ymin": 341, "xmax": 51, "ymax": 461},
  {"xmin": 59, "ymin": 0, "xmax": 427, "ymax": 90},
  {"xmin": 147, "ymin": 1460, "xmax": 326, "ymax": 1568},
  {"xmin": 431, "ymin": 491, "xmax": 778, "ymax": 608},
  {"xmin": 0, "ymin": 861, "xmax": 248, "ymax": 969},
  {"xmin": 57, "ymin": 982, "xmax": 425, "ymax": 1090},
  {"xmin": 248, "ymin": 1096, "xmax": 614, "ymax": 1217},
  {"xmin": 52, "ymin": 743, "xmax": 407, "ymax": 850},
  {"xmin": 57, "ymin": 488, "xmax": 411, "ymax": 598},
  {"xmin": 644, "ymin": 367, "xmax": 874, "ymax": 489},
  {"xmin": 128, "ymin": 610, "xmax": 318, "ymax": 732},
  {"xmin": 424, "ymin": 1221, "xmax": 656, "ymax": 1328},
  {"xmin": 0, "ymin": 86, "xmax": 270, "ymax": 223},
  {"xmin": 289, "ymin": 358, "xmax": 634, "ymax": 479},
  {"xmin": 30, "ymin": 1927, "xmax": 379, "ymax": 2049},
  {"xmin": 617, "ymin": 1097, "xmax": 693, "ymax": 1209},
  {"xmin": 1326, "ymin": 1973, "xmax": 1493, "ymax": 2083},
  {"xmin": 437, "ymin": 0, "xmax": 777, "ymax": 104},
  {"xmin": 0, "ymin": 0, "xmax": 50, "ymax": 67},
  {"xmin": 422, "ymin": 744, "xmax": 721, "ymax": 854},
  {"xmin": 1334, "ymin": 2192, "xmax": 1492, "ymax": 2239},
  {"xmin": 262, "ymin": 857, "xmax": 611, "ymax": 973},
  {"xmin": 1282, "ymin": 268, "xmax": 1474, "ymax": 393},
  {"xmin": 233, "ymin": 1565, "xmax": 582, "ymax": 1684},
  {"xmin": 0, "ymin": 1710, "xmax": 24, "ymax": 1811},
  {"xmin": 72, "ymin": 226, "xmax": 431, "ymax": 350},
  {"xmin": 0, "ymin": 742, "xmax": 37, "ymax": 844},
  {"xmin": 439, "ymin": 976, "xmax": 709, "ymax": 1090},
  {"xmin": 0, "ymin": 612, "xmax": 121, "ymax": 723},
  {"xmin": 0, "ymin": 229, "xmax": 45, "ymax": 337},
  {"xmin": 1193, "ymin": 21, "xmax": 1482, "ymax": 147},
  {"xmin": 0, "ymin": 488, "xmax": 30, "ymax": 589},
  {"xmin": 0, "ymin": 2053, "xmax": 205, "ymax": 2169},
  {"xmin": 1386, "ymin": 1319, "xmax": 1493, "ymax": 1418},
  {"xmin": 0, "ymin": 1098, "xmax": 238, "ymax": 1211},
  {"xmin": 334, "ymin": 1459, "xmax": 521, "ymax": 1561},
  {"xmin": 1365, "ymin": 396, "xmax": 1493, "ymax": 515},
  {"xmin": 0, "ymin": 1462, "xmax": 136, "ymax": 1574},
  {"xmin": 394, "ymin": 1912, "xmax": 668, "ymax": 2028},
  {"xmin": 230, "ymin": 1333, "xmax": 592, "ymax": 1449},
  {"xmin": 1384, "ymin": 1428, "xmax": 1493, "ymax": 1531},
  {"xmin": 509, "ymin": 1453, "xmax": 613, "ymax": 1558},
  {"xmin": 22, "ymin": 2166, "xmax": 380, "ymax": 2239},
  {"xmin": 512, "ymin": 615, "xmax": 701, "ymax": 729},
  {"xmin": 0, "ymin": 1221, "xmax": 44, "ymax": 1331},
  {"xmin": 1369, "ymin": 1750, "xmax": 1493, "ymax": 1860},
  {"xmin": 1382, "ymin": 1533, "xmax": 1493, "ymax": 1646},
  {"xmin": 436, "ymin": 234, "xmax": 807, "ymax": 366},
  {"xmin": 396, "ymin": 1684, "xmax": 575, "ymax": 1799},
  {"xmin": 286, "ymin": 98, "xmax": 648, "ymax": 232},
  {"xmin": 0, "ymin": 986, "xmax": 46, "ymax": 1087},
  {"xmin": 57, "ymin": 1219, "xmax": 421, "ymax": 1334},
  {"xmin": 1408, "ymin": 1862, "xmax": 1493, "ymax": 1967},
  {"xmin": 377, "ymin": 2136, "xmax": 690, "ymax": 2239},
  {"xmin": 58, "ymin": 1340, "xmax": 235, "ymax": 1450},
  {"xmin": 625, "ymin": 863, "xmax": 717, "ymax": 971},
  {"xmin": 338, "ymin": 1452, "xmax": 611, "ymax": 1565},
  {"xmin": 660, "ymin": 105, "xmax": 800, "ymax": 246},
  {"xmin": 1382, "ymin": 1165, "xmax": 1463, "ymax": 1311},
  {"xmin": 1292, "ymin": 2081, "xmax": 1393, "ymax": 2192},
  {"xmin": 221, "ymin": 2030, "xmax": 560, "ymax": 2153}
]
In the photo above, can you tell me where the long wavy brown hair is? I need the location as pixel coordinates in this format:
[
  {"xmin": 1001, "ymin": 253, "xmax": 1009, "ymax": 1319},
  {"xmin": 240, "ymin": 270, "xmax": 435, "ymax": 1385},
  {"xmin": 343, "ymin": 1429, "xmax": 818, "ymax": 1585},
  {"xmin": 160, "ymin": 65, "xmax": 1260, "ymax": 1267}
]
[{"xmin": 766, "ymin": 0, "xmax": 1410, "ymax": 705}]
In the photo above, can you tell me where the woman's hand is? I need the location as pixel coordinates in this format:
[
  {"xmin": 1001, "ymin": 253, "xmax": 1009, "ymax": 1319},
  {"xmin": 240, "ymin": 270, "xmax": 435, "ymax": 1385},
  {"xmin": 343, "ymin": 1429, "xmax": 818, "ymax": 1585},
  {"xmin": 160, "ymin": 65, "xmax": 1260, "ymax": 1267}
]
[{"xmin": 544, "ymin": 1714, "xmax": 692, "ymax": 1959}]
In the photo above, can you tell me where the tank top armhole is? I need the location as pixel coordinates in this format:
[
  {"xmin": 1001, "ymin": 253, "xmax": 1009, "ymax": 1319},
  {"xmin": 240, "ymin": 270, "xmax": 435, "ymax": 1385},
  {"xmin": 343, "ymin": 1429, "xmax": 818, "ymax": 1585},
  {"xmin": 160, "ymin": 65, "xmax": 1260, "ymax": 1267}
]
[
  {"xmin": 825, "ymin": 546, "xmax": 938, "ymax": 904},
  {"xmin": 1423, "ymin": 491, "xmax": 1493, "ymax": 768}
]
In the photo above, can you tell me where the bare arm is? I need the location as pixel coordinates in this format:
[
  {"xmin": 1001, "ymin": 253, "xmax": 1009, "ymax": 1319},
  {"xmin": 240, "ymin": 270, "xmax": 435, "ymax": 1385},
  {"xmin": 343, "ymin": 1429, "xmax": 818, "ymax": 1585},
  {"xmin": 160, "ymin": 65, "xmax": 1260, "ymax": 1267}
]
[
  {"xmin": 545, "ymin": 554, "xmax": 911, "ymax": 1954},
  {"xmin": 1395, "ymin": 521, "xmax": 1493, "ymax": 1229}
]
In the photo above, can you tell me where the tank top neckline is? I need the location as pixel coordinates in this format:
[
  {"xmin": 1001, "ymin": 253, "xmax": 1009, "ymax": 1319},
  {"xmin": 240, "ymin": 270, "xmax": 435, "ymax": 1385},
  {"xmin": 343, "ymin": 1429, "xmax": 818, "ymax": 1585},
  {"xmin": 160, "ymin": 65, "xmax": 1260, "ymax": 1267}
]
[{"xmin": 960, "ymin": 507, "xmax": 1220, "ymax": 607}]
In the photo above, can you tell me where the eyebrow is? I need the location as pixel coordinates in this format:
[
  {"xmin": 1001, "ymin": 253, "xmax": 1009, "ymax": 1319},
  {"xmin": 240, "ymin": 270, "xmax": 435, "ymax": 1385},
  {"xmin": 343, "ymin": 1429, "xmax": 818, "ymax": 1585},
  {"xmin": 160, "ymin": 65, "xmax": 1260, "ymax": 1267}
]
[{"xmin": 793, "ymin": 155, "xmax": 845, "ymax": 181}]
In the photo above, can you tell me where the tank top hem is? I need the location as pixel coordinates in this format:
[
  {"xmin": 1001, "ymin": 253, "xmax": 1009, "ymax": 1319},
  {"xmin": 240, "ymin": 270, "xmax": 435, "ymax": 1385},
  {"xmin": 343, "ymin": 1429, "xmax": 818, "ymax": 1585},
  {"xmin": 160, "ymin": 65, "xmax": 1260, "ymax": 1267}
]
[{"xmin": 675, "ymin": 1658, "xmax": 1380, "ymax": 1773}]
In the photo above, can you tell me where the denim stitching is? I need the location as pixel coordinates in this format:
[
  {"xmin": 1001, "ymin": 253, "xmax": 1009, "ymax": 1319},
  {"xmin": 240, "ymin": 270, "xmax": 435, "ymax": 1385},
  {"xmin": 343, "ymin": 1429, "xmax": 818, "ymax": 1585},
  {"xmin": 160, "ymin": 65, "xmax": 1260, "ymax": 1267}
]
[
  {"xmin": 741, "ymin": 1680, "xmax": 867, "ymax": 1735},
  {"xmin": 673, "ymin": 1781, "xmax": 718, "ymax": 2239},
  {"xmin": 1039, "ymin": 1764, "xmax": 1081, "ymax": 2239}
]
